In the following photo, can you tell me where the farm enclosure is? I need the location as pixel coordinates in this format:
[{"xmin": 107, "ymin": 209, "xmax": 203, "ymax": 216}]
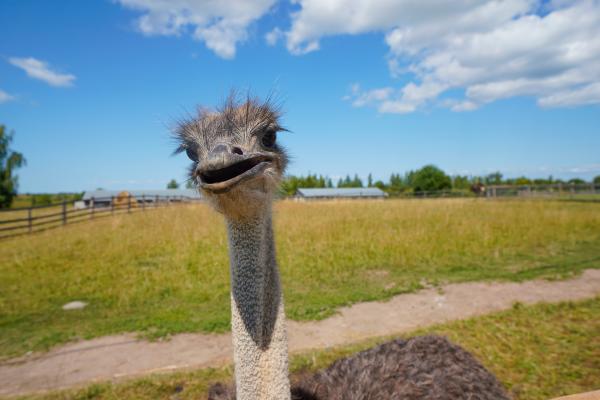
[{"xmin": 1, "ymin": 198, "xmax": 599, "ymax": 360}]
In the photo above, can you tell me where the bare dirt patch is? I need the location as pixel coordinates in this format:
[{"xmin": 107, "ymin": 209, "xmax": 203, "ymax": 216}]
[{"xmin": 2, "ymin": 269, "xmax": 600, "ymax": 397}]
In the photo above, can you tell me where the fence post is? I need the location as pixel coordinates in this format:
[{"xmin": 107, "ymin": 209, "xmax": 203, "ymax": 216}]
[
  {"xmin": 28, "ymin": 208, "xmax": 32, "ymax": 233},
  {"xmin": 91, "ymin": 197, "xmax": 95, "ymax": 219},
  {"xmin": 155, "ymin": 195, "xmax": 159, "ymax": 207},
  {"xmin": 128, "ymin": 195, "xmax": 132, "ymax": 213},
  {"xmin": 142, "ymin": 194, "xmax": 145, "ymax": 210},
  {"xmin": 62, "ymin": 201, "xmax": 67, "ymax": 225}
]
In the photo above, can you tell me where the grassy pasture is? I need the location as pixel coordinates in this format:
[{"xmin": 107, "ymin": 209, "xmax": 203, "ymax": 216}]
[
  {"xmin": 14, "ymin": 297, "xmax": 600, "ymax": 400},
  {"xmin": 1, "ymin": 198, "xmax": 599, "ymax": 359}
]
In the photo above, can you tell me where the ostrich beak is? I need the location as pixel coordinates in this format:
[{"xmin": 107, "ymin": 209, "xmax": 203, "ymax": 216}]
[{"xmin": 196, "ymin": 144, "xmax": 274, "ymax": 193}]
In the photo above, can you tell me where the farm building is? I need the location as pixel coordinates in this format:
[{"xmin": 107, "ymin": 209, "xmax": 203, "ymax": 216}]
[
  {"xmin": 81, "ymin": 189, "xmax": 202, "ymax": 208},
  {"xmin": 295, "ymin": 188, "xmax": 387, "ymax": 200}
]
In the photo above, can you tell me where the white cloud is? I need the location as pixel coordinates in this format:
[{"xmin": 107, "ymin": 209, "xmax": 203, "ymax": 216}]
[
  {"xmin": 286, "ymin": 0, "xmax": 600, "ymax": 112},
  {"xmin": 9, "ymin": 57, "xmax": 76, "ymax": 87},
  {"xmin": 265, "ymin": 27, "xmax": 283, "ymax": 46},
  {"xmin": 450, "ymin": 100, "xmax": 479, "ymax": 112},
  {"xmin": 346, "ymin": 84, "xmax": 394, "ymax": 108},
  {"xmin": 0, "ymin": 89, "xmax": 15, "ymax": 103},
  {"xmin": 117, "ymin": 0, "xmax": 277, "ymax": 59},
  {"xmin": 538, "ymin": 82, "xmax": 600, "ymax": 107}
]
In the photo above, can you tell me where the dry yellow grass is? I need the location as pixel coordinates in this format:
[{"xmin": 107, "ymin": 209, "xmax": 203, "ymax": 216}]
[{"xmin": 1, "ymin": 198, "xmax": 599, "ymax": 358}]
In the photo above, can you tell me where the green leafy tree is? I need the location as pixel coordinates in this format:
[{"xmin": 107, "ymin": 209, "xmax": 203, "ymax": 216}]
[
  {"xmin": 593, "ymin": 175, "xmax": 600, "ymax": 185},
  {"xmin": 532, "ymin": 175, "xmax": 555, "ymax": 185},
  {"xmin": 367, "ymin": 173, "xmax": 373, "ymax": 187},
  {"xmin": 410, "ymin": 165, "xmax": 451, "ymax": 193},
  {"xmin": 484, "ymin": 171, "xmax": 503, "ymax": 185},
  {"xmin": 167, "ymin": 179, "xmax": 180, "ymax": 189},
  {"xmin": 185, "ymin": 180, "xmax": 195, "ymax": 189},
  {"xmin": 389, "ymin": 173, "xmax": 404, "ymax": 190},
  {"xmin": 506, "ymin": 176, "xmax": 532, "ymax": 185},
  {"xmin": 373, "ymin": 180, "xmax": 386, "ymax": 190},
  {"xmin": 568, "ymin": 178, "xmax": 585, "ymax": 185},
  {"xmin": 451, "ymin": 175, "xmax": 472, "ymax": 190},
  {"xmin": 0, "ymin": 125, "xmax": 26, "ymax": 208}
]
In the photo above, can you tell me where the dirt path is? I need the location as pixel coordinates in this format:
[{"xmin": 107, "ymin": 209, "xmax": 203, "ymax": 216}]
[{"xmin": 2, "ymin": 269, "xmax": 600, "ymax": 397}]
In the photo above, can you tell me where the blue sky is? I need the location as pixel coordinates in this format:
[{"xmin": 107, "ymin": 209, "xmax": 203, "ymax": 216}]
[{"xmin": 1, "ymin": 0, "xmax": 599, "ymax": 193}]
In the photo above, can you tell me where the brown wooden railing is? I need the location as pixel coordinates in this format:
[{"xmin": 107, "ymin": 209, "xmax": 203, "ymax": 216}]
[{"xmin": 0, "ymin": 195, "xmax": 202, "ymax": 240}]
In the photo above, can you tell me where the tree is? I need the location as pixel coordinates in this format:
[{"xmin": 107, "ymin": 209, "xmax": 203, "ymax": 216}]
[
  {"xmin": 568, "ymin": 178, "xmax": 585, "ymax": 185},
  {"xmin": 367, "ymin": 173, "xmax": 373, "ymax": 187},
  {"xmin": 0, "ymin": 125, "xmax": 26, "ymax": 208},
  {"xmin": 352, "ymin": 174, "xmax": 363, "ymax": 187},
  {"xmin": 594, "ymin": 175, "xmax": 600, "ymax": 185},
  {"xmin": 279, "ymin": 174, "xmax": 334, "ymax": 196},
  {"xmin": 484, "ymin": 172, "xmax": 503, "ymax": 185},
  {"xmin": 389, "ymin": 173, "xmax": 404, "ymax": 191},
  {"xmin": 512, "ymin": 176, "xmax": 532, "ymax": 185},
  {"xmin": 338, "ymin": 174, "xmax": 363, "ymax": 188},
  {"xmin": 373, "ymin": 180, "xmax": 386, "ymax": 190},
  {"xmin": 451, "ymin": 175, "xmax": 471, "ymax": 190},
  {"xmin": 410, "ymin": 165, "xmax": 451, "ymax": 193},
  {"xmin": 185, "ymin": 180, "xmax": 195, "ymax": 189},
  {"xmin": 32, "ymin": 194, "xmax": 52, "ymax": 206},
  {"xmin": 167, "ymin": 179, "xmax": 180, "ymax": 189}
]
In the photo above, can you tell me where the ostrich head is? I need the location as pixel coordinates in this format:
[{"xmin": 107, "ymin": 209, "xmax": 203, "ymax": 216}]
[{"xmin": 176, "ymin": 94, "xmax": 288, "ymax": 219}]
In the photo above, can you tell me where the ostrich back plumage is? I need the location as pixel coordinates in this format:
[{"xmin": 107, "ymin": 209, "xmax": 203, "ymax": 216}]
[{"xmin": 208, "ymin": 335, "xmax": 510, "ymax": 400}]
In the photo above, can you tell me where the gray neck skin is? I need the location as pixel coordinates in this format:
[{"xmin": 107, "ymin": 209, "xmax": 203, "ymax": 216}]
[{"xmin": 226, "ymin": 207, "xmax": 291, "ymax": 400}]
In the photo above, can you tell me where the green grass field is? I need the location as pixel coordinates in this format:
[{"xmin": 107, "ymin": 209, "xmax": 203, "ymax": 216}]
[
  {"xmin": 15, "ymin": 297, "xmax": 600, "ymax": 400},
  {"xmin": 1, "ymin": 199, "xmax": 599, "ymax": 359}
]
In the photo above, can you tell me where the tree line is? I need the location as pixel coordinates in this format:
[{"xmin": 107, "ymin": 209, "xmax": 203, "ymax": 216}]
[
  {"xmin": 277, "ymin": 166, "xmax": 600, "ymax": 196},
  {"xmin": 2, "ymin": 124, "xmax": 599, "ymax": 208}
]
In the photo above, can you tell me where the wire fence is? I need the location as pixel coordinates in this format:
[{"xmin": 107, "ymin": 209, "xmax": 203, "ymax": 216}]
[
  {"xmin": 484, "ymin": 183, "xmax": 599, "ymax": 198},
  {"xmin": 294, "ymin": 183, "xmax": 600, "ymax": 200},
  {"xmin": 401, "ymin": 183, "xmax": 599, "ymax": 199},
  {"xmin": 0, "ymin": 195, "xmax": 202, "ymax": 240}
]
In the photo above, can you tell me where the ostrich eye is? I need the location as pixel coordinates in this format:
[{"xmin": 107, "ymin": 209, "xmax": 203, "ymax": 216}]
[
  {"xmin": 185, "ymin": 147, "xmax": 198, "ymax": 161},
  {"xmin": 261, "ymin": 130, "xmax": 277, "ymax": 148}
]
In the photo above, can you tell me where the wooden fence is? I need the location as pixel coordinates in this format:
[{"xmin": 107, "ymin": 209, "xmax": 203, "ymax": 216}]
[{"xmin": 0, "ymin": 195, "xmax": 201, "ymax": 240}]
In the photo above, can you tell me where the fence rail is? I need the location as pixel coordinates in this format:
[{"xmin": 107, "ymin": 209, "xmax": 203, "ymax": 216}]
[{"xmin": 0, "ymin": 195, "xmax": 202, "ymax": 240}]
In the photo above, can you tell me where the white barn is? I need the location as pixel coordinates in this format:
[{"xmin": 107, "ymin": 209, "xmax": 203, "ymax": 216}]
[
  {"xmin": 295, "ymin": 188, "xmax": 387, "ymax": 200},
  {"xmin": 81, "ymin": 189, "xmax": 202, "ymax": 208}
]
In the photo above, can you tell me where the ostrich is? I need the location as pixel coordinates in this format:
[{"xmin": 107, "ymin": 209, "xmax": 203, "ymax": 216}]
[{"xmin": 175, "ymin": 94, "xmax": 510, "ymax": 400}]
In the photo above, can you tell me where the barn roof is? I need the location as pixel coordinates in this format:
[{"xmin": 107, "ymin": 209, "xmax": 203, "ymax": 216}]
[
  {"xmin": 82, "ymin": 189, "xmax": 201, "ymax": 200},
  {"xmin": 296, "ymin": 188, "xmax": 387, "ymax": 198}
]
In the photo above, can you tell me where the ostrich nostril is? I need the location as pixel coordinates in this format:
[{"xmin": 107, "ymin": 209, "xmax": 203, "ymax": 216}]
[{"xmin": 232, "ymin": 147, "xmax": 243, "ymax": 155}]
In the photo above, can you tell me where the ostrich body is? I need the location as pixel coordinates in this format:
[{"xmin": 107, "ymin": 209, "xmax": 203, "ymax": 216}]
[{"xmin": 176, "ymin": 95, "xmax": 509, "ymax": 400}]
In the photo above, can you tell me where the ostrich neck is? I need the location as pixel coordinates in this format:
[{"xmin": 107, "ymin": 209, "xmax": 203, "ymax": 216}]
[{"xmin": 226, "ymin": 209, "xmax": 291, "ymax": 400}]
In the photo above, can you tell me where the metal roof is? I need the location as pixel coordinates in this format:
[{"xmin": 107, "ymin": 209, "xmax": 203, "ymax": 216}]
[
  {"xmin": 82, "ymin": 189, "xmax": 201, "ymax": 200},
  {"xmin": 296, "ymin": 188, "xmax": 387, "ymax": 198}
]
